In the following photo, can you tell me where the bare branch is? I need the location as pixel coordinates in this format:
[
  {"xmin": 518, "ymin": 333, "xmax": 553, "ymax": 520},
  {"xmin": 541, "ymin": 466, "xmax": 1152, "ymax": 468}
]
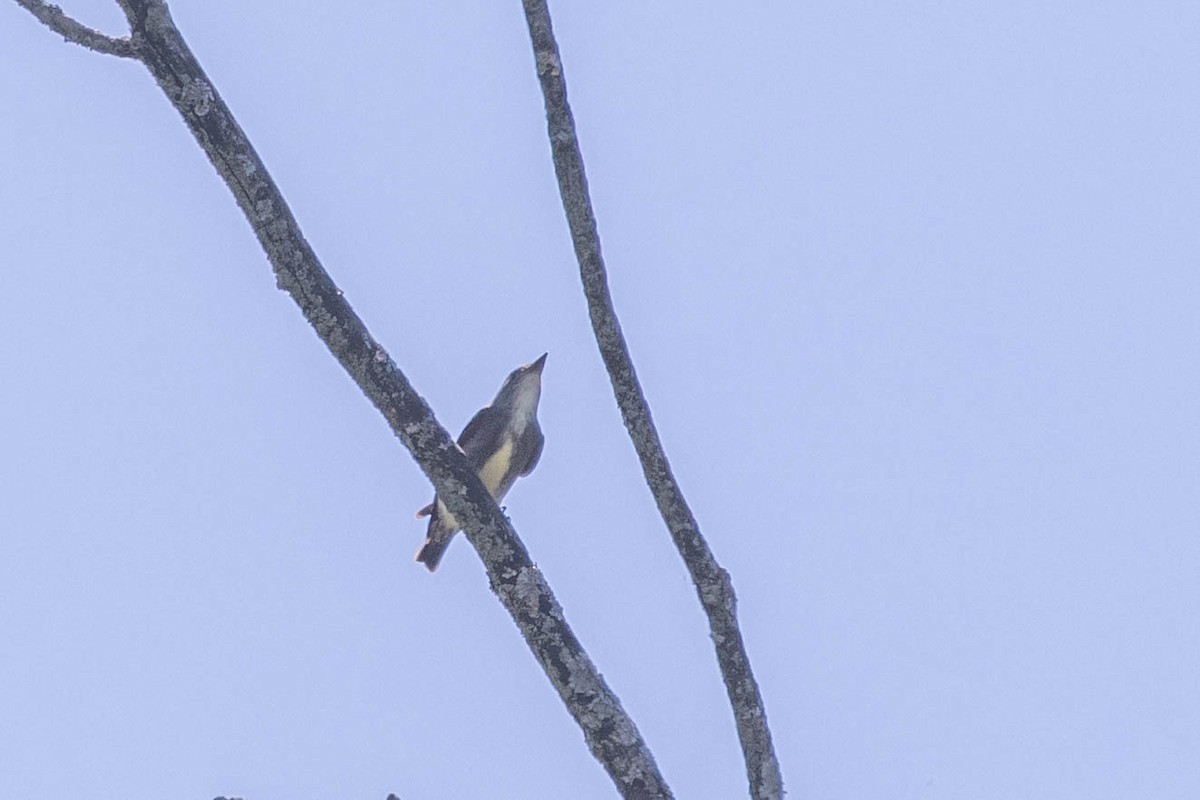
[
  {"xmin": 80, "ymin": 1, "xmax": 669, "ymax": 797},
  {"xmin": 12, "ymin": 0, "xmax": 136, "ymax": 58},
  {"xmin": 519, "ymin": 2, "xmax": 785, "ymax": 798}
]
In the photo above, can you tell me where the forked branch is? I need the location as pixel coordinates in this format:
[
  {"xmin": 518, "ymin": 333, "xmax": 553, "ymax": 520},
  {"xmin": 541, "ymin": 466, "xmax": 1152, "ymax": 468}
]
[{"xmin": 14, "ymin": 0, "xmax": 135, "ymax": 57}]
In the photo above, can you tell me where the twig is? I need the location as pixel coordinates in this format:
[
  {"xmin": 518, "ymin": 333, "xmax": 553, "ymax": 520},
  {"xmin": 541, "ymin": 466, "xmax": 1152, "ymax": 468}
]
[
  {"xmin": 13, "ymin": 0, "xmax": 136, "ymax": 58},
  {"xmin": 519, "ymin": 2, "xmax": 785, "ymax": 798}
]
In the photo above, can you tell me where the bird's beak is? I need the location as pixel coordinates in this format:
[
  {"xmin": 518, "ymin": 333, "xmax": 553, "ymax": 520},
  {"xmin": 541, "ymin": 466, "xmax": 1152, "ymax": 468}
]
[{"xmin": 530, "ymin": 353, "xmax": 548, "ymax": 373}]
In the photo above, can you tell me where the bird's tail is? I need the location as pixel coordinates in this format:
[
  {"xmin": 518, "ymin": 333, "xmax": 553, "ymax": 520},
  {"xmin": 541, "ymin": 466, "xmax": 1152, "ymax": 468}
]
[
  {"xmin": 414, "ymin": 512, "xmax": 456, "ymax": 572},
  {"xmin": 414, "ymin": 537, "xmax": 449, "ymax": 571}
]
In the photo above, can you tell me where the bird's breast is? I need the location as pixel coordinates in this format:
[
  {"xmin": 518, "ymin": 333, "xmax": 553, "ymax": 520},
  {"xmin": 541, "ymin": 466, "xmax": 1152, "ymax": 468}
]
[
  {"xmin": 433, "ymin": 434, "xmax": 519, "ymax": 533},
  {"xmin": 479, "ymin": 437, "xmax": 515, "ymax": 497}
]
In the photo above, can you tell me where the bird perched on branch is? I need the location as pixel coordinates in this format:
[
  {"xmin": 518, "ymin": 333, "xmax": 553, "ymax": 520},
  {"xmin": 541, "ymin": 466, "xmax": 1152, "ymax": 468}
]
[{"xmin": 414, "ymin": 353, "xmax": 547, "ymax": 571}]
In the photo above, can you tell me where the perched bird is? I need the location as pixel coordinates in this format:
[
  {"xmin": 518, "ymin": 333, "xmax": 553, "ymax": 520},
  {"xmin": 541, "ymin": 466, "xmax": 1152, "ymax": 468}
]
[{"xmin": 414, "ymin": 353, "xmax": 547, "ymax": 571}]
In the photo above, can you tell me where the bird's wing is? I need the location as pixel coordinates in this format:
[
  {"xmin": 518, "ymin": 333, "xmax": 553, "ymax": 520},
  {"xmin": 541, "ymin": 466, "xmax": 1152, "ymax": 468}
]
[
  {"xmin": 414, "ymin": 406, "xmax": 505, "ymax": 518},
  {"xmin": 516, "ymin": 425, "xmax": 545, "ymax": 477},
  {"xmin": 457, "ymin": 405, "xmax": 508, "ymax": 469}
]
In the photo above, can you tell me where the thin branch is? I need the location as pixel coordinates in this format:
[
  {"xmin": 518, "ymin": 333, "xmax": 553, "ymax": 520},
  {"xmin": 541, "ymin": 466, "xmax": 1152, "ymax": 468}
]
[
  {"xmin": 17, "ymin": 0, "xmax": 672, "ymax": 795},
  {"xmin": 519, "ymin": 3, "xmax": 785, "ymax": 799},
  {"xmin": 13, "ymin": 0, "xmax": 136, "ymax": 58}
]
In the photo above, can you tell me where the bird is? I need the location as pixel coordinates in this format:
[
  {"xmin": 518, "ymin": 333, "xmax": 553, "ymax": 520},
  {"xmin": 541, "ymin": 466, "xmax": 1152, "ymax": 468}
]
[{"xmin": 414, "ymin": 353, "xmax": 547, "ymax": 571}]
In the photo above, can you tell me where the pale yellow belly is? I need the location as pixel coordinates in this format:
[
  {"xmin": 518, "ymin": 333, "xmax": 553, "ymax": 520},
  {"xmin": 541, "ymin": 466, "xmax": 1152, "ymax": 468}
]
[
  {"xmin": 479, "ymin": 438, "xmax": 514, "ymax": 495},
  {"xmin": 437, "ymin": 438, "xmax": 514, "ymax": 532}
]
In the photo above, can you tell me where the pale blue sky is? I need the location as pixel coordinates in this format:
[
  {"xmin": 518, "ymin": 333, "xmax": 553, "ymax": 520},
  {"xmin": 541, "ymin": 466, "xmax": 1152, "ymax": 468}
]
[{"xmin": 3, "ymin": 2, "xmax": 1199, "ymax": 798}]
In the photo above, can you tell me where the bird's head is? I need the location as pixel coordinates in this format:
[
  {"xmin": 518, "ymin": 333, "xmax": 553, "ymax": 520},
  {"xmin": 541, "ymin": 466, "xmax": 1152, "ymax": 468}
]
[{"xmin": 493, "ymin": 353, "xmax": 547, "ymax": 419}]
